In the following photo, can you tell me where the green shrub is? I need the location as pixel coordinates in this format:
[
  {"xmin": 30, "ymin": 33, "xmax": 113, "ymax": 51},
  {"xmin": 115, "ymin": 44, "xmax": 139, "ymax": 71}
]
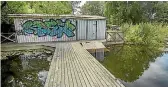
[{"xmin": 121, "ymin": 23, "xmax": 168, "ymax": 47}]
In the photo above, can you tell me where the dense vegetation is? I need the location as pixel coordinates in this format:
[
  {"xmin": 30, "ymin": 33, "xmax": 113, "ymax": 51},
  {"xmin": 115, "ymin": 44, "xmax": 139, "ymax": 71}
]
[
  {"xmin": 2, "ymin": 1, "xmax": 168, "ymax": 24},
  {"xmin": 81, "ymin": 1, "xmax": 168, "ymax": 47},
  {"xmin": 1, "ymin": 1, "xmax": 73, "ymax": 23},
  {"xmin": 80, "ymin": 1, "xmax": 104, "ymax": 16},
  {"xmin": 82, "ymin": 1, "xmax": 168, "ymax": 24},
  {"xmin": 1, "ymin": 1, "xmax": 168, "ymax": 46},
  {"xmin": 121, "ymin": 23, "xmax": 168, "ymax": 47}
]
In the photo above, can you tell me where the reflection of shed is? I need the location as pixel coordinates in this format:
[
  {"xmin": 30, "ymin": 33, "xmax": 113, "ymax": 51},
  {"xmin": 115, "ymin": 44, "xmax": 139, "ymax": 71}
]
[
  {"xmin": 8, "ymin": 14, "xmax": 106, "ymax": 43},
  {"xmin": 81, "ymin": 41, "xmax": 106, "ymax": 61}
]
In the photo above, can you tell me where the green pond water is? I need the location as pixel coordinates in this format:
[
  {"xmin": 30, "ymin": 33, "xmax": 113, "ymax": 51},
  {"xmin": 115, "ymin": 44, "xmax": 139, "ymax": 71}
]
[
  {"xmin": 1, "ymin": 44, "xmax": 168, "ymax": 87},
  {"xmin": 101, "ymin": 45, "xmax": 168, "ymax": 87},
  {"xmin": 1, "ymin": 48, "xmax": 54, "ymax": 87}
]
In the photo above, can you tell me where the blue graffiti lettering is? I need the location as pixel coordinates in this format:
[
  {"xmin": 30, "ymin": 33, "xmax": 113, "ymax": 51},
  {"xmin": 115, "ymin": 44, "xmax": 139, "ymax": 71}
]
[{"xmin": 21, "ymin": 19, "xmax": 76, "ymax": 38}]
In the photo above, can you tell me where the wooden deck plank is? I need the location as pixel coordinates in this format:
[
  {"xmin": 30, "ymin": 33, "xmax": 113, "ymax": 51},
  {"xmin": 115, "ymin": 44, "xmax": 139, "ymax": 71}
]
[
  {"xmin": 76, "ymin": 43, "xmax": 125, "ymax": 87},
  {"xmin": 68, "ymin": 43, "xmax": 82, "ymax": 87},
  {"xmin": 57, "ymin": 44, "xmax": 62, "ymax": 87},
  {"xmin": 82, "ymin": 41, "xmax": 106, "ymax": 50},
  {"xmin": 71, "ymin": 44, "xmax": 93, "ymax": 87},
  {"xmin": 51, "ymin": 47, "xmax": 59, "ymax": 87},
  {"xmin": 44, "ymin": 48, "xmax": 57, "ymax": 87},
  {"xmin": 71, "ymin": 44, "xmax": 101, "ymax": 87},
  {"xmin": 65, "ymin": 44, "xmax": 74, "ymax": 87},
  {"xmin": 72, "ymin": 43, "xmax": 96, "ymax": 87},
  {"xmin": 81, "ymin": 50, "xmax": 120, "ymax": 87},
  {"xmin": 69, "ymin": 44, "xmax": 88, "ymax": 87},
  {"xmin": 72, "ymin": 43, "xmax": 115, "ymax": 87},
  {"xmin": 52, "ymin": 45, "xmax": 59, "ymax": 87},
  {"xmin": 60, "ymin": 43, "xmax": 66, "ymax": 87},
  {"xmin": 76, "ymin": 47, "xmax": 116, "ymax": 86},
  {"xmin": 76, "ymin": 42, "xmax": 124, "ymax": 87},
  {"xmin": 72, "ymin": 42, "xmax": 124, "ymax": 87},
  {"xmin": 64, "ymin": 44, "xmax": 70, "ymax": 87},
  {"xmin": 54, "ymin": 44, "xmax": 62, "ymax": 87},
  {"xmin": 72, "ymin": 43, "xmax": 107, "ymax": 87},
  {"xmin": 44, "ymin": 42, "xmax": 125, "ymax": 87},
  {"xmin": 79, "ymin": 44, "xmax": 124, "ymax": 87}
]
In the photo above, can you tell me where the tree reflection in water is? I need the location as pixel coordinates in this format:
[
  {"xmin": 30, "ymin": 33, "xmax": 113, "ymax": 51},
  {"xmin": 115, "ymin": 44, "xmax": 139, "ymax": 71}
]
[{"xmin": 102, "ymin": 45, "xmax": 163, "ymax": 82}]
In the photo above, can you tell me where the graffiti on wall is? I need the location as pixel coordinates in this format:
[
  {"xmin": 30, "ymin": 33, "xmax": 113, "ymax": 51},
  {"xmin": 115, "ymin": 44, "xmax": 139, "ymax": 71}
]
[{"xmin": 20, "ymin": 19, "xmax": 76, "ymax": 38}]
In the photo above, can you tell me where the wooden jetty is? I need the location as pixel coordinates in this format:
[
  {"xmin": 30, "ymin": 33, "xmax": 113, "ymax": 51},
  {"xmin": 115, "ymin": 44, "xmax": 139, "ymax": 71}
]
[{"xmin": 44, "ymin": 42, "xmax": 125, "ymax": 87}]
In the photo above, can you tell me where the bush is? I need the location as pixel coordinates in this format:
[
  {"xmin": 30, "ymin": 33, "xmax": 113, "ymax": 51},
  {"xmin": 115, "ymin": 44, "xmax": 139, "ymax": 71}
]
[{"xmin": 121, "ymin": 23, "xmax": 168, "ymax": 47}]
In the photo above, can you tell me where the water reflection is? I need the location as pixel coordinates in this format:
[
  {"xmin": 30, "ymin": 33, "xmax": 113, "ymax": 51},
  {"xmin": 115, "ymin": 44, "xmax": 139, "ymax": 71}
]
[
  {"xmin": 122, "ymin": 53, "xmax": 168, "ymax": 87},
  {"xmin": 88, "ymin": 49, "xmax": 105, "ymax": 62},
  {"xmin": 102, "ymin": 45, "xmax": 163, "ymax": 82},
  {"xmin": 1, "ymin": 48, "xmax": 54, "ymax": 87}
]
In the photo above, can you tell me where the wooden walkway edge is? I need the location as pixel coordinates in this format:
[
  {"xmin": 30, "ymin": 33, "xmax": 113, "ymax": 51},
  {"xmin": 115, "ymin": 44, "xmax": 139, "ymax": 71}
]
[{"xmin": 44, "ymin": 42, "xmax": 125, "ymax": 87}]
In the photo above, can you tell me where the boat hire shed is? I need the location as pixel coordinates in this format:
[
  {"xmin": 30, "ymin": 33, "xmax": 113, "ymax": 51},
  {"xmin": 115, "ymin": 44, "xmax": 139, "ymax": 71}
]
[{"xmin": 8, "ymin": 14, "xmax": 106, "ymax": 43}]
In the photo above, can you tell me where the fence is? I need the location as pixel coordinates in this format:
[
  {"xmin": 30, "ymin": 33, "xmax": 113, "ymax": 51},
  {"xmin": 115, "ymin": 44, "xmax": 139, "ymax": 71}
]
[
  {"xmin": 1, "ymin": 33, "xmax": 17, "ymax": 43},
  {"xmin": 106, "ymin": 30, "xmax": 124, "ymax": 44}
]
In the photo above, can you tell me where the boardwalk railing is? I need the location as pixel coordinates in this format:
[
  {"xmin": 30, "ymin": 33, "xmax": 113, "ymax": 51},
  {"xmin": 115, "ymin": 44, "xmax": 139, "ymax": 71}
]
[
  {"xmin": 1, "ymin": 33, "xmax": 17, "ymax": 43},
  {"xmin": 106, "ymin": 30, "xmax": 124, "ymax": 44}
]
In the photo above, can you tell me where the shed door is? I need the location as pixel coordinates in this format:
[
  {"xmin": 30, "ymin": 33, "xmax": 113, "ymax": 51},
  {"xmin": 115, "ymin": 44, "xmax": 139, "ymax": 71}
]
[{"xmin": 87, "ymin": 20, "xmax": 97, "ymax": 40}]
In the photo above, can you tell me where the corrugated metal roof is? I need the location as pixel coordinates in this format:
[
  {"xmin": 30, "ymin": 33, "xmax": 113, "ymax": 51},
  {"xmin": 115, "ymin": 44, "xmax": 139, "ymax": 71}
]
[{"xmin": 8, "ymin": 14, "xmax": 106, "ymax": 20}]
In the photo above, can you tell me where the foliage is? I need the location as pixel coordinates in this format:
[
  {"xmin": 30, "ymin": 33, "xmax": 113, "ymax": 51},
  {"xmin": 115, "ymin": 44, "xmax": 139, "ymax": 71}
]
[
  {"xmin": 1, "ymin": 1, "xmax": 73, "ymax": 23},
  {"xmin": 104, "ymin": 1, "xmax": 168, "ymax": 47},
  {"xmin": 81, "ymin": 1, "xmax": 104, "ymax": 16},
  {"xmin": 104, "ymin": 1, "xmax": 168, "ymax": 25},
  {"xmin": 104, "ymin": 1, "xmax": 151, "ymax": 25},
  {"xmin": 154, "ymin": 2, "xmax": 168, "ymax": 22},
  {"xmin": 121, "ymin": 23, "xmax": 168, "ymax": 47},
  {"xmin": 71, "ymin": 1, "xmax": 81, "ymax": 15},
  {"xmin": 104, "ymin": 1, "xmax": 128, "ymax": 25}
]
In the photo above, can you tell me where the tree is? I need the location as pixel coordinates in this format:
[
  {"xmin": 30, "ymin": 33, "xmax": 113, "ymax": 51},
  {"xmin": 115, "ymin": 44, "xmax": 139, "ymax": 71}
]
[
  {"xmin": 1, "ymin": 1, "xmax": 73, "ymax": 23},
  {"xmin": 104, "ymin": 1, "xmax": 168, "ymax": 25},
  {"xmin": 104, "ymin": 1, "xmax": 145, "ymax": 25},
  {"xmin": 70, "ymin": 1, "xmax": 81, "ymax": 15},
  {"xmin": 81, "ymin": 1, "xmax": 104, "ymax": 16},
  {"xmin": 1, "ymin": 1, "xmax": 7, "ymax": 8},
  {"xmin": 154, "ymin": 1, "xmax": 168, "ymax": 22},
  {"xmin": 104, "ymin": 1, "xmax": 128, "ymax": 25}
]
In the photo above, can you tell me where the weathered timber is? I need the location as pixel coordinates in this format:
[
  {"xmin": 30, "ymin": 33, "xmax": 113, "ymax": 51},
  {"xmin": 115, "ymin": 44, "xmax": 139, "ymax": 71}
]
[{"xmin": 44, "ymin": 42, "xmax": 125, "ymax": 87}]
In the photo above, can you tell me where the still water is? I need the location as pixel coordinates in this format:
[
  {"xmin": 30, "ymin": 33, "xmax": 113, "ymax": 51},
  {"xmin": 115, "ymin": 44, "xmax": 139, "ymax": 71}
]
[
  {"xmin": 2, "ymin": 44, "xmax": 167, "ymax": 87},
  {"xmin": 1, "ymin": 48, "xmax": 54, "ymax": 87},
  {"xmin": 101, "ymin": 45, "xmax": 168, "ymax": 87}
]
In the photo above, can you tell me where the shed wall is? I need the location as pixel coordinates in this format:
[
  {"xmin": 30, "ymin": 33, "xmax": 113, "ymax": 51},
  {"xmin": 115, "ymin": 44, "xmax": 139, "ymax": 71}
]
[
  {"xmin": 87, "ymin": 20, "xmax": 97, "ymax": 40},
  {"xmin": 77, "ymin": 19, "xmax": 106, "ymax": 40},
  {"xmin": 77, "ymin": 20, "xmax": 87, "ymax": 40},
  {"xmin": 14, "ymin": 18, "xmax": 76, "ymax": 43},
  {"xmin": 97, "ymin": 20, "xmax": 106, "ymax": 40},
  {"xmin": 14, "ymin": 18, "xmax": 106, "ymax": 43}
]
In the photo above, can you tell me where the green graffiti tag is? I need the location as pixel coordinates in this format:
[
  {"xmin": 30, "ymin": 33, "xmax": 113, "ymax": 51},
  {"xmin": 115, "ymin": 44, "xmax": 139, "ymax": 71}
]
[{"xmin": 22, "ymin": 19, "xmax": 76, "ymax": 38}]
